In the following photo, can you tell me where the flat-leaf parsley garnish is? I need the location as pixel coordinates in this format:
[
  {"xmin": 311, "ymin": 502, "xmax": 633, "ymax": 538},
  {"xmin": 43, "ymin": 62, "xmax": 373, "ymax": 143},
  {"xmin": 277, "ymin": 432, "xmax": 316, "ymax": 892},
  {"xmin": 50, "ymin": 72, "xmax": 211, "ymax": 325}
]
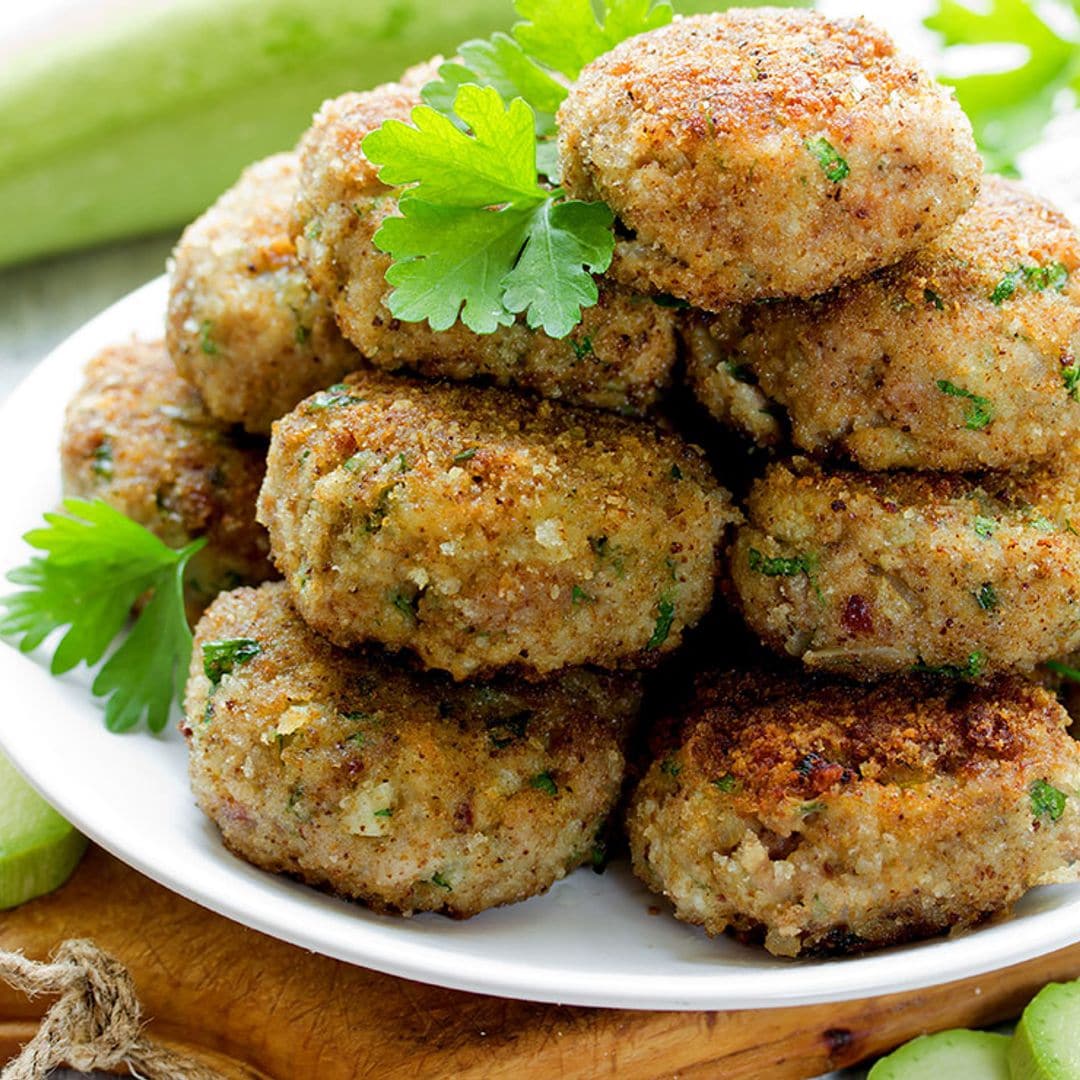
[
  {"xmin": 936, "ymin": 379, "xmax": 993, "ymax": 430},
  {"xmin": 364, "ymin": 0, "xmax": 675, "ymax": 339},
  {"xmin": 0, "ymin": 498, "xmax": 205, "ymax": 733},
  {"xmin": 364, "ymin": 84, "xmax": 614, "ymax": 339},
  {"xmin": 1031, "ymin": 778, "xmax": 1067, "ymax": 822}
]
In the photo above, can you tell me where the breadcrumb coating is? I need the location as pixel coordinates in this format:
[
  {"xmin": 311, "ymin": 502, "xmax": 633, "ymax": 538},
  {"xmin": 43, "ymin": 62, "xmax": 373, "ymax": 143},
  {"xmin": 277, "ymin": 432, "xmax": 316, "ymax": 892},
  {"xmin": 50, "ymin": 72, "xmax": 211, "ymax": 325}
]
[
  {"xmin": 558, "ymin": 8, "xmax": 981, "ymax": 308},
  {"xmin": 258, "ymin": 369, "xmax": 736, "ymax": 679},
  {"xmin": 293, "ymin": 72, "xmax": 677, "ymax": 414},
  {"xmin": 185, "ymin": 582, "xmax": 640, "ymax": 917},
  {"xmin": 685, "ymin": 177, "xmax": 1080, "ymax": 470},
  {"xmin": 167, "ymin": 153, "xmax": 363, "ymax": 435},
  {"xmin": 628, "ymin": 667, "xmax": 1080, "ymax": 956},
  {"xmin": 731, "ymin": 456, "xmax": 1080, "ymax": 678}
]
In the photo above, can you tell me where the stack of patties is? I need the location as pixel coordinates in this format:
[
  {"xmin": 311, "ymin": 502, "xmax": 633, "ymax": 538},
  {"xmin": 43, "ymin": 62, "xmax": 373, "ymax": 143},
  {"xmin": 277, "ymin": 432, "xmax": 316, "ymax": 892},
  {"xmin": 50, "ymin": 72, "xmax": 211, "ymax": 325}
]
[
  {"xmin": 166, "ymin": 60, "xmax": 740, "ymax": 917},
  {"xmin": 96, "ymin": 7, "xmax": 1080, "ymax": 945},
  {"xmin": 599, "ymin": 12, "xmax": 1080, "ymax": 956}
]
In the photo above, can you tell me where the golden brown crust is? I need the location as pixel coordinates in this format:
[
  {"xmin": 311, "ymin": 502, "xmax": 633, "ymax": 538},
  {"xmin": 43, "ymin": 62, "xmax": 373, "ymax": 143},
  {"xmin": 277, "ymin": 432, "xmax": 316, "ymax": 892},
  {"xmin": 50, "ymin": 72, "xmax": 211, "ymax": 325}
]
[
  {"xmin": 60, "ymin": 340, "xmax": 276, "ymax": 622},
  {"xmin": 184, "ymin": 582, "xmax": 640, "ymax": 917},
  {"xmin": 730, "ymin": 455, "xmax": 1080, "ymax": 678},
  {"xmin": 685, "ymin": 177, "xmax": 1080, "ymax": 470},
  {"xmin": 167, "ymin": 153, "xmax": 364, "ymax": 435},
  {"xmin": 559, "ymin": 9, "xmax": 981, "ymax": 308},
  {"xmin": 293, "ymin": 76, "xmax": 677, "ymax": 414},
  {"xmin": 628, "ymin": 666, "xmax": 1080, "ymax": 956},
  {"xmin": 258, "ymin": 369, "xmax": 737, "ymax": 680}
]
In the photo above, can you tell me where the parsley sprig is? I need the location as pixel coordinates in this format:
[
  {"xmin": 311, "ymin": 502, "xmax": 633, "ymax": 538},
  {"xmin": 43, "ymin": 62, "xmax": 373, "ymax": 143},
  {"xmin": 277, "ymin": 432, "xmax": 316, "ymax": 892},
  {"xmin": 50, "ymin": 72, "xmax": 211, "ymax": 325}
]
[
  {"xmin": 363, "ymin": 0, "xmax": 674, "ymax": 339},
  {"xmin": 925, "ymin": 0, "xmax": 1080, "ymax": 173},
  {"xmin": 0, "ymin": 499, "xmax": 205, "ymax": 733}
]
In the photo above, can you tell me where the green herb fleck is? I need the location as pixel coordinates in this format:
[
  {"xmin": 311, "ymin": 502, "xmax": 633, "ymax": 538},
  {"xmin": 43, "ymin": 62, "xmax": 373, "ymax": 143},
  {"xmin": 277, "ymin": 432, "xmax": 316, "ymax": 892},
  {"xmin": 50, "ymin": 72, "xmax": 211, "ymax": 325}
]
[
  {"xmin": 990, "ymin": 268, "xmax": 1023, "ymax": 306},
  {"xmin": 1064, "ymin": 359, "xmax": 1080, "ymax": 402},
  {"xmin": 343, "ymin": 451, "xmax": 378, "ymax": 473},
  {"xmin": 91, "ymin": 440, "xmax": 114, "ymax": 479},
  {"xmin": 390, "ymin": 589, "xmax": 419, "ymax": 623},
  {"xmin": 912, "ymin": 650, "xmax": 986, "ymax": 680},
  {"xmin": 1031, "ymin": 779, "xmax": 1067, "ymax": 823},
  {"xmin": 712, "ymin": 774, "xmax": 737, "ymax": 793},
  {"xmin": 373, "ymin": 807, "xmax": 393, "ymax": 818},
  {"xmin": 646, "ymin": 598, "xmax": 675, "ymax": 651},
  {"xmin": 660, "ymin": 757, "xmax": 682, "ymax": 778},
  {"xmin": 570, "ymin": 335, "xmax": 594, "ymax": 361},
  {"xmin": 199, "ymin": 320, "xmax": 218, "ymax": 356},
  {"xmin": 397, "ymin": 453, "xmax": 410, "ymax": 473},
  {"xmin": 452, "ymin": 448, "xmax": 478, "ymax": 463},
  {"xmin": 976, "ymin": 582, "xmax": 999, "ymax": 611},
  {"xmin": 801, "ymin": 800, "xmax": 827, "ymax": 816},
  {"xmin": 1047, "ymin": 660, "xmax": 1080, "ymax": 683},
  {"xmin": 306, "ymin": 384, "xmax": 363, "ymax": 411},
  {"xmin": 295, "ymin": 324, "xmax": 311, "ymax": 345},
  {"xmin": 571, "ymin": 584, "xmax": 594, "ymax": 605},
  {"xmin": 651, "ymin": 293, "xmax": 689, "ymax": 309},
  {"xmin": 1023, "ymin": 262, "xmax": 1069, "ymax": 292},
  {"xmin": 936, "ymin": 379, "xmax": 993, "ymax": 430},
  {"xmin": 924, "ymin": 288, "xmax": 944, "ymax": 310},
  {"xmin": 530, "ymin": 770, "xmax": 558, "ymax": 797},
  {"xmin": 670, "ymin": 463, "xmax": 683, "ymax": 481},
  {"xmin": 973, "ymin": 516, "xmax": 998, "ymax": 539},
  {"xmin": 748, "ymin": 548, "xmax": 815, "ymax": 577},
  {"xmin": 805, "ymin": 136, "xmax": 849, "ymax": 182},
  {"xmin": 429, "ymin": 871, "xmax": 452, "ymax": 891},
  {"xmin": 202, "ymin": 638, "xmax": 261, "ymax": 687},
  {"xmin": 725, "ymin": 361, "xmax": 755, "ymax": 384}
]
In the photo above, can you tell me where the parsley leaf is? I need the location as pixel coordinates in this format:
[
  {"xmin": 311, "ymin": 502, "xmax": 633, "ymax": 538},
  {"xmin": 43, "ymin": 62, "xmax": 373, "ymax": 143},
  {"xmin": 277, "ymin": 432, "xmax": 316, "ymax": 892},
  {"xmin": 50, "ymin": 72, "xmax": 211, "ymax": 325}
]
[
  {"xmin": 514, "ymin": 0, "xmax": 672, "ymax": 80},
  {"xmin": 364, "ymin": 84, "xmax": 614, "ymax": 337},
  {"xmin": 748, "ymin": 548, "xmax": 815, "ymax": 577},
  {"xmin": 423, "ymin": 34, "xmax": 567, "ymax": 136},
  {"xmin": 502, "ymin": 199, "xmax": 614, "ymax": 338},
  {"xmin": 925, "ymin": 0, "xmax": 1080, "ymax": 173},
  {"xmin": 0, "ymin": 498, "xmax": 205, "ymax": 733}
]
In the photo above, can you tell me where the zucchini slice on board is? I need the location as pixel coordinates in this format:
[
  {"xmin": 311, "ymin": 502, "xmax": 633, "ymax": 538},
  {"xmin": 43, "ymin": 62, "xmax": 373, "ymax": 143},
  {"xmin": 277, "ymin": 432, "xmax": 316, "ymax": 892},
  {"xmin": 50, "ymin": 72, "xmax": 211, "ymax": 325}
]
[
  {"xmin": 868, "ymin": 1029, "xmax": 1010, "ymax": 1079},
  {"xmin": 0, "ymin": 751, "xmax": 87, "ymax": 910},
  {"xmin": 1010, "ymin": 981, "xmax": 1080, "ymax": 1079}
]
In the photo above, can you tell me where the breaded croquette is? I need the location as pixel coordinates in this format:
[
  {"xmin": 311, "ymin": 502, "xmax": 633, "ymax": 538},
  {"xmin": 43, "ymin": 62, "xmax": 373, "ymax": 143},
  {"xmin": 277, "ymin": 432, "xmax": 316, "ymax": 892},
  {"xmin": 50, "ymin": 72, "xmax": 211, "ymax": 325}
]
[
  {"xmin": 730, "ymin": 456, "xmax": 1080, "ymax": 679},
  {"xmin": 685, "ymin": 177, "xmax": 1080, "ymax": 470},
  {"xmin": 257, "ymin": 369, "xmax": 737, "ymax": 679},
  {"xmin": 185, "ymin": 582, "xmax": 640, "ymax": 916},
  {"xmin": 558, "ymin": 9, "xmax": 981, "ymax": 309},
  {"xmin": 167, "ymin": 153, "xmax": 363, "ymax": 435},
  {"xmin": 628, "ymin": 667, "xmax": 1080, "ymax": 956}
]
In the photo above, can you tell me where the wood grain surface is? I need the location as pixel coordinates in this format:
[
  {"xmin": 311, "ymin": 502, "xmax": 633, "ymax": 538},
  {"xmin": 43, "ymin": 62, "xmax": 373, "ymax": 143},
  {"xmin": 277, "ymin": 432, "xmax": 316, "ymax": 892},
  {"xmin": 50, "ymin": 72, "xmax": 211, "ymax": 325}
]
[{"xmin": 1, "ymin": 846, "xmax": 1078, "ymax": 1079}]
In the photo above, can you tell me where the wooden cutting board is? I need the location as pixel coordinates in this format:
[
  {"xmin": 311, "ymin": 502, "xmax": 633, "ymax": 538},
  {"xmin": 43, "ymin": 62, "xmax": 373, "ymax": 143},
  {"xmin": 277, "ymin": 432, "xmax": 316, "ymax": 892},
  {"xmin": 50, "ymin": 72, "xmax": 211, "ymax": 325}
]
[{"xmin": 2, "ymin": 845, "xmax": 1079, "ymax": 1079}]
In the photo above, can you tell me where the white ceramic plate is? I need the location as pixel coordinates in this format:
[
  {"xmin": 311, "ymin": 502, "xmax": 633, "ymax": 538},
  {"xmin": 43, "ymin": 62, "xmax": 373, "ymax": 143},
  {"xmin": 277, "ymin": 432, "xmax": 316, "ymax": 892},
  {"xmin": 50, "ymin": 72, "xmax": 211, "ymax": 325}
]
[{"xmin": 2, "ymin": 275, "xmax": 1080, "ymax": 1010}]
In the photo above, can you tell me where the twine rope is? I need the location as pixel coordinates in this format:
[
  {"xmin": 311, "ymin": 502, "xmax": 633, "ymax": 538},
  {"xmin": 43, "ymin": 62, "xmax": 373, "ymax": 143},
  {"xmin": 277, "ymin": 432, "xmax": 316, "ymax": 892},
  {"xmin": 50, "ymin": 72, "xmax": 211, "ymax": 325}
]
[{"xmin": 0, "ymin": 939, "xmax": 223, "ymax": 1079}]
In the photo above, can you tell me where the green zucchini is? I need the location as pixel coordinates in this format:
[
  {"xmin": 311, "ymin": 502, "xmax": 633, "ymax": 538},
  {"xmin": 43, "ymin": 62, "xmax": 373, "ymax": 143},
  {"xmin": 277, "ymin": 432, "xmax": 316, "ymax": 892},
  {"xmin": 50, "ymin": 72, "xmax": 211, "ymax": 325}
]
[{"xmin": 0, "ymin": 0, "xmax": 806, "ymax": 267}]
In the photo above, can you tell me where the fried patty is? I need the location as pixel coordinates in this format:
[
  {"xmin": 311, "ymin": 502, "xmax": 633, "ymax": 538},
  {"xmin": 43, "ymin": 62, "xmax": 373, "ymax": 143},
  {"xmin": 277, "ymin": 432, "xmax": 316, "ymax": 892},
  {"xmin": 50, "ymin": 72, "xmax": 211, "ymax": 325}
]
[
  {"xmin": 730, "ymin": 457, "xmax": 1080, "ymax": 679},
  {"xmin": 167, "ymin": 153, "xmax": 364, "ymax": 435},
  {"xmin": 627, "ymin": 667, "xmax": 1080, "ymax": 957},
  {"xmin": 685, "ymin": 177, "xmax": 1080, "ymax": 470},
  {"xmin": 293, "ymin": 75, "xmax": 677, "ymax": 414},
  {"xmin": 257, "ymin": 369, "xmax": 736, "ymax": 680},
  {"xmin": 60, "ymin": 340, "xmax": 275, "ymax": 622},
  {"xmin": 558, "ymin": 9, "xmax": 981, "ymax": 309},
  {"xmin": 184, "ymin": 582, "xmax": 640, "ymax": 917}
]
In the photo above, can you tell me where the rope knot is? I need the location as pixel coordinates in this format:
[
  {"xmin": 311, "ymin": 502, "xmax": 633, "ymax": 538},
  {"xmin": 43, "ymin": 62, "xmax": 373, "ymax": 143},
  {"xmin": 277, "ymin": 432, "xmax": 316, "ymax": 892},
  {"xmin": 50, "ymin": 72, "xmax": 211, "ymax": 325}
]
[{"xmin": 0, "ymin": 938, "xmax": 224, "ymax": 1079}]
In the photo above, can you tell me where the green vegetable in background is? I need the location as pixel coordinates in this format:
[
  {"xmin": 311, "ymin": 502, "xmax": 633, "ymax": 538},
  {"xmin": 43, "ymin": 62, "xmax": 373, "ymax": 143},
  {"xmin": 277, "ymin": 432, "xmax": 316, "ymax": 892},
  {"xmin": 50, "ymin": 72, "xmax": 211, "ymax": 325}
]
[
  {"xmin": 925, "ymin": 0, "xmax": 1080, "ymax": 174},
  {"xmin": 0, "ymin": 0, "xmax": 803, "ymax": 269}
]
